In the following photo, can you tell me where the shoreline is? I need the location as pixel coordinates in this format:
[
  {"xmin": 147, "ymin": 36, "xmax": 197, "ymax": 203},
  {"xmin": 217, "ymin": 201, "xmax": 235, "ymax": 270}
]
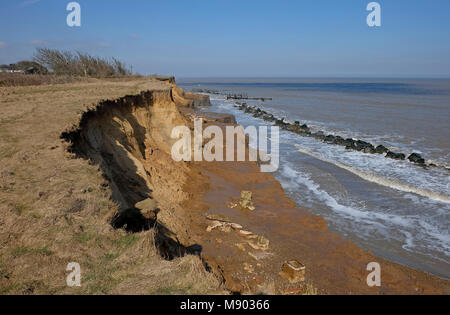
[
  {"xmin": 0, "ymin": 77, "xmax": 447, "ymax": 294},
  {"xmin": 177, "ymin": 103, "xmax": 449, "ymax": 294},
  {"xmin": 185, "ymin": 86, "xmax": 449, "ymax": 279}
]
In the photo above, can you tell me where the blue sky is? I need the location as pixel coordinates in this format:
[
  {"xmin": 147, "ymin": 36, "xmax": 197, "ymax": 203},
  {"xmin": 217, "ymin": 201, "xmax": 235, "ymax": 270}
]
[{"xmin": 1, "ymin": 0, "xmax": 450, "ymax": 77}]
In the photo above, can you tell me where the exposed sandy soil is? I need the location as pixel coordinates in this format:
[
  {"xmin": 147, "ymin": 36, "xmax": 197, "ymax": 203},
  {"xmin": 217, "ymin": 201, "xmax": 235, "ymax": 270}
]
[{"xmin": 0, "ymin": 77, "xmax": 448, "ymax": 295}]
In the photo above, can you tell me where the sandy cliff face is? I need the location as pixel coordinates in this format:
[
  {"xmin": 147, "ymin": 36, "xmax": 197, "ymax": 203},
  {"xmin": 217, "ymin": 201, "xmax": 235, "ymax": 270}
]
[
  {"xmin": 172, "ymin": 85, "xmax": 211, "ymax": 107},
  {"xmin": 62, "ymin": 86, "xmax": 207, "ymax": 256}
]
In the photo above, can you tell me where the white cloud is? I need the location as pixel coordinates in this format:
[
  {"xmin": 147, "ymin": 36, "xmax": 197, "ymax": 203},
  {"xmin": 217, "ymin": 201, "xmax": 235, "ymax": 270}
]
[
  {"xmin": 20, "ymin": 0, "xmax": 41, "ymax": 8},
  {"xmin": 0, "ymin": 41, "xmax": 7, "ymax": 49}
]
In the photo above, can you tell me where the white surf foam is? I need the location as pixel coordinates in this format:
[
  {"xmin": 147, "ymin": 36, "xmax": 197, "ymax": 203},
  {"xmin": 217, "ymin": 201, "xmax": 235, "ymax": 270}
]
[{"xmin": 295, "ymin": 145, "xmax": 450, "ymax": 204}]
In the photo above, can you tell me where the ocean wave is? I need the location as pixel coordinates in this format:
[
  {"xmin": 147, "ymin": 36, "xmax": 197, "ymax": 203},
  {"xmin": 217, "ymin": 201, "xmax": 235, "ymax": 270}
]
[
  {"xmin": 279, "ymin": 162, "xmax": 450, "ymax": 258},
  {"xmin": 294, "ymin": 144, "xmax": 450, "ymax": 204}
]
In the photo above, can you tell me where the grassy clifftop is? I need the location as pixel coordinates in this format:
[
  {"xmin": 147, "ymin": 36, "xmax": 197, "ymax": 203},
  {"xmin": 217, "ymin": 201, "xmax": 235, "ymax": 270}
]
[{"xmin": 0, "ymin": 77, "xmax": 221, "ymax": 295}]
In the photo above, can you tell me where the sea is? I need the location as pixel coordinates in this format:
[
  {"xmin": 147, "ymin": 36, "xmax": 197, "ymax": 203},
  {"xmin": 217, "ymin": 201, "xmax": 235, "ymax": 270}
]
[{"xmin": 179, "ymin": 78, "xmax": 450, "ymax": 279}]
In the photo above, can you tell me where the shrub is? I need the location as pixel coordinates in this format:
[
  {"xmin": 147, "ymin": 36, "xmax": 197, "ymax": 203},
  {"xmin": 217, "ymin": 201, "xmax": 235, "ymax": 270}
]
[{"xmin": 33, "ymin": 48, "xmax": 132, "ymax": 77}]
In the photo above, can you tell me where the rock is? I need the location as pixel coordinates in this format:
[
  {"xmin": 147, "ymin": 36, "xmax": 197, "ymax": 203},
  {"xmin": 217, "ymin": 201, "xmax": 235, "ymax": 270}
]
[
  {"xmin": 375, "ymin": 145, "xmax": 389, "ymax": 154},
  {"xmin": 235, "ymin": 243, "xmax": 247, "ymax": 251},
  {"xmin": 363, "ymin": 146, "xmax": 376, "ymax": 154},
  {"xmin": 333, "ymin": 136, "xmax": 346, "ymax": 146},
  {"xmin": 311, "ymin": 131, "xmax": 326, "ymax": 140},
  {"xmin": 281, "ymin": 260, "xmax": 306, "ymax": 284},
  {"xmin": 275, "ymin": 119, "xmax": 288, "ymax": 128},
  {"xmin": 231, "ymin": 223, "xmax": 243, "ymax": 230},
  {"xmin": 238, "ymin": 230, "xmax": 255, "ymax": 238},
  {"xmin": 408, "ymin": 153, "xmax": 425, "ymax": 165},
  {"xmin": 227, "ymin": 202, "xmax": 238, "ymax": 209},
  {"xmin": 206, "ymin": 221, "xmax": 224, "ymax": 232},
  {"xmin": 287, "ymin": 122, "xmax": 311, "ymax": 135},
  {"xmin": 218, "ymin": 224, "xmax": 232, "ymax": 233},
  {"xmin": 249, "ymin": 251, "xmax": 271, "ymax": 261},
  {"xmin": 239, "ymin": 191, "xmax": 255, "ymax": 211},
  {"xmin": 263, "ymin": 114, "xmax": 276, "ymax": 122},
  {"xmin": 206, "ymin": 213, "xmax": 231, "ymax": 223},
  {"xmin": 386, "ymin": 151, "xmax": 406, "ymax": 160},
  {"xmin": 243, "ymin": 263, "xmax": 254, "ymax": 273},
  {"xmin": 353, "ymin": 140, "xmax": 374, "ymax": 152},
  {"xmin": 248, "ymin": 235, "xmax": 270, "ymax": 251}
]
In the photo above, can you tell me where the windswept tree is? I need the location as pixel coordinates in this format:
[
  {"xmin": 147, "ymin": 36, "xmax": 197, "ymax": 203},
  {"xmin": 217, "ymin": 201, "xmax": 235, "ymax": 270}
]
[{"xmin": 33, "ymin": 48, "xmax": 132, "ymax": 77}]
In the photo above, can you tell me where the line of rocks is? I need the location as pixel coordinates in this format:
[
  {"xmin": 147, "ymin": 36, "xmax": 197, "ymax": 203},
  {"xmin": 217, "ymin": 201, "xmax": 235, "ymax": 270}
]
[{"xmin": 234, "ymin": 102, "xmax": 437, "ymax": 169}]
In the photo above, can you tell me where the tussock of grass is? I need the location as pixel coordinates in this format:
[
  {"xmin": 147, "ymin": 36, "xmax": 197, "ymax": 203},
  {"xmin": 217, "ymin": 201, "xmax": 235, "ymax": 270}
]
[{"xmin": 11, "ymin": 246, "xmax": 53, "ymax": 257}]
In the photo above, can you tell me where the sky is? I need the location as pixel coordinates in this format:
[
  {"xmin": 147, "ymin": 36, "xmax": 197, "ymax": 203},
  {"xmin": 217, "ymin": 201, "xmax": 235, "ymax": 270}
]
[{"xmin": 1, "ymin": 0, "xmax": 450, "ymax": 77}]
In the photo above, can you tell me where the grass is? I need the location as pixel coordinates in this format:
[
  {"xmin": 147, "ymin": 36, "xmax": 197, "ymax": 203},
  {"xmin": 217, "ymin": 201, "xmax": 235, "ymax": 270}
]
[
  {"xmin": 12, "ymin": 204, "xmax": 31, "ymax": 216},
  {"xmin": 11, "ymin": 246, "xmax": 53, "ymax": 258},
  {"xmin": 113, "ymin": 234, "xmax": 140, "ymax": 251},
  {"xmin": 0, "ymin": 73, "xmax": 83, "ymax": 87},
  {"xmin": 74, "ymin": 231, "xmax": 95, "ymax": 244},
  {"xmin": 0, "ymin": 78, "xmax": 222, "ymax": 295}
]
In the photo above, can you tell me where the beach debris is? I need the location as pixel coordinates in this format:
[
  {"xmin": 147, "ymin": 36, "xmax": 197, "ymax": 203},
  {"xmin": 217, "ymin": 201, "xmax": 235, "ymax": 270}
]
[
  {"xmin": 218, "ymin": 224, "xmax": 232, "ymax": 233},
  {"xmin": 247, "ymin": 235, "xmax": 270, "ymax": 251},
  {"xmin": 249, "ymin": 251, "xmax": 271, "ymax": 261},
  {"xmin": 206, "ymin": 213, "xmax": 231, "ymax": 223},
  {"xmin": 280, "ymin": 260, "xmax": 306, "ymax": 284},
  {"xmin": 243, "ymin": 262, "xmax": 255, "ymax": 273},
  {"xmin": 239, "ymin": 191, "xmax": 255, "ymax": 211},
  {"xmin": 206, "ymin": 216, "xmax": 241, "ymax": 233},
  {"xmin": 227, "ymin": 202, "xmax": 238, "ymax": 209},
  {"xmin": 206, "ymin": 221, "xmax": 224, "ymax": 232},
  {"xmin": 235, "ymin": 243, "xmax": 247, "ymax": 251},
  {"xmin": 238, "ymin": 230, "xmax": 255, "ymax": 238},
  {"xmin": 231, "ymin": 223, "xmax": 243, "ymax": 230}
]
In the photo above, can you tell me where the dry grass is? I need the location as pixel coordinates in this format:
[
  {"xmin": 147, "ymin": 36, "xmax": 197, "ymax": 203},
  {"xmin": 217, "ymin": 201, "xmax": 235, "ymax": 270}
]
[
  {"xmin": 0, "ymin": 73, "xmax": 88, "ymax": 87},
  {"xmin": 0, "ymin": 78, "xmax": 223, "ymax": 295}
]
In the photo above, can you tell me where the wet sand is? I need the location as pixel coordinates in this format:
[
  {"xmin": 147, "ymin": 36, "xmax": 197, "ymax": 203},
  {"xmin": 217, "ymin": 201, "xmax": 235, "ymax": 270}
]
[{"xmin": 179, "ymin": 108, "xmax": 450, "ymax": 295}]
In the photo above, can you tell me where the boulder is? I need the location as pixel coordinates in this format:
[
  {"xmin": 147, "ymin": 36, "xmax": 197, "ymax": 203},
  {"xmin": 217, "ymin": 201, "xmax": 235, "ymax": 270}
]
[
  {"xmin": 375, "ymin": 145, "xmax": 389, "ymax": 154},
  {"xmin": 408, "ymin": 153, "xmax": 425, "ymax": 165},
  {"xmin": 324, "ymin": 135, "xmax": 336, "ymax": 144},
  {"xmin": 386, "ymin": 151, "xmax": 406, "ymax": 160},
  {"xmin": 281, "ymin": 260, "xmax": 306, "ymax": 284},
  {"xmin": 240, "ymin": 191, "xmax": 255, "ymax": 211},
  {"xmin": 354, "ymin": 140, "xmax": 374, "ymax": 152}
]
